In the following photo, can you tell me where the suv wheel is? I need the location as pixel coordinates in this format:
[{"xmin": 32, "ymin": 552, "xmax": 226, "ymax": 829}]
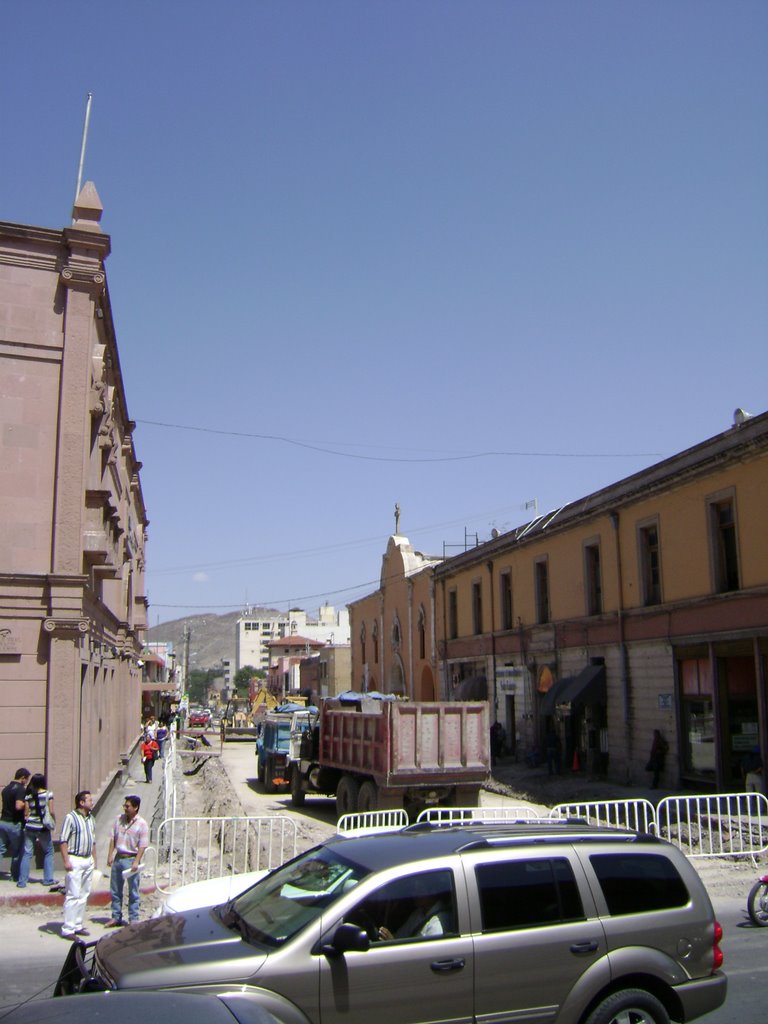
[{"xmin": 585, "ymin": 989, "xmax": 669, "ymax": 1024}]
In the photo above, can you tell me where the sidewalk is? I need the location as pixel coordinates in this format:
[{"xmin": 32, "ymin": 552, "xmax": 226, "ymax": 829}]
[
  {"xmin": 488, "ymin": 754, "xmax": 677, "ymax": 809},
  {"xmin": 0, "ymin": 742, "xmax": 162, "ymax": 911}
]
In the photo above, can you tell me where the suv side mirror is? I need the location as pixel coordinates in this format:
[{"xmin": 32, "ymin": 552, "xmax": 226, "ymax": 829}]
[{"xmin": 320, "ymin": 922, "xmax": 370, "ymax": 957}]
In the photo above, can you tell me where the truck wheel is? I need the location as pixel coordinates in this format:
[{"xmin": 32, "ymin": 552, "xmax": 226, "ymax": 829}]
[
  {"xmin": 336, "ymin": 775, "xmax": 359, "ymax": 817},
  {"xmin": 290, "ymin": 765, "xmax": 305, "ymax": 807},
  {"xmin": 357, "ymin": 781, "xmax": 378, "ymax": 813},
  {"xmin": 263, "ymin": 758, "xmax": 276, "ymax": 794}
]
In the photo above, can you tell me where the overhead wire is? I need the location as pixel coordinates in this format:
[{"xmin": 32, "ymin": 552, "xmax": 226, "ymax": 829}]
[{"xmin": 136, "ymin": 418, "xmax": 663, "ymax": 463}]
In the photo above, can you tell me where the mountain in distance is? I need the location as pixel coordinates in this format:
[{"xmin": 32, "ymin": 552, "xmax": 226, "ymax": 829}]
[{"xmin": 145, "ymin": 610, "xmax": 243, "ymax": 671}]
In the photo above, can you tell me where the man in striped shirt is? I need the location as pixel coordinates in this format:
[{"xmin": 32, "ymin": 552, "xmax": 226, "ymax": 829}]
[
  {"xmin": 106, "ymin": 794, "xmax": 149, "ymax": 925},
  {"xmin": 59, "ymin": 790, "xmax": 96, "ymax": 939}
]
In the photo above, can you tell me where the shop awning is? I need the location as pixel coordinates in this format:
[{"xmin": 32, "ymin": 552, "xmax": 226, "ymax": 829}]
[
  {"xmin": 540, "ymin": 664, "xmax": 606, "ymax": 715},
  {"xmin": 141, "ymin": 682, "xmax": 178, "ymax": 694}
]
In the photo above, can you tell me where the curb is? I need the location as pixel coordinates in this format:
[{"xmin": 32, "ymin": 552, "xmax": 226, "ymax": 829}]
[{"xmin": 0, "ymin": 884, "xmax": 156, "ymax": 910}]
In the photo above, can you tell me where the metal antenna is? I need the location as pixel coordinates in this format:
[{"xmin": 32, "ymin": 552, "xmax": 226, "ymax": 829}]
[{"xmin": 73, "ymin": 92, "xmax": 93, "ymax": 210}]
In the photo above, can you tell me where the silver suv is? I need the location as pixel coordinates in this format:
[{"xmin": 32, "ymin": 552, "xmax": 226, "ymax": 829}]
[{"xmin": 56, "ymin": 820, "xmax": 726, "ymax": 1024}]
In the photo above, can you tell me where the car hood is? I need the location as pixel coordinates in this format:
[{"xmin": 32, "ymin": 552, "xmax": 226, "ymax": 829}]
[
  {"xmin": 158, "ymin": 871, "xmax": 268, "ymax": 915},
  {"xmin": 98, "ymin": 907, "xmax": 268, "ymax": 989}
]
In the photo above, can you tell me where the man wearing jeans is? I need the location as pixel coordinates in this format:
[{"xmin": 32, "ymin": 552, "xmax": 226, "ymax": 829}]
[
  {"xmin": 0, "ymin": 767, "xmax": 30, "ymax": 882},
  {"xmin": 106, "ymin": 794, "xmax": 149, "ymax": 926}
]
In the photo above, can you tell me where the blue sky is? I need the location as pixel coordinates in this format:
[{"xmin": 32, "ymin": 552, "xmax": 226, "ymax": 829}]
[{"xmin": 3, "ymin": 2, "xmax": 766, "ymax": 624}]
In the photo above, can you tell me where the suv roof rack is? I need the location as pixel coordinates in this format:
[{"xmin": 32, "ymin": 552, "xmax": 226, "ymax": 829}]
[{"xmin": 405, "ymin": 817, "xmax": 656, "ymax": 851}]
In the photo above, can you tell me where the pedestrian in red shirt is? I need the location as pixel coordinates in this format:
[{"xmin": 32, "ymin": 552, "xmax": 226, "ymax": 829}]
[{"xmin": 140, "ymin": 735, "xmax": 159, "ymax": 783}]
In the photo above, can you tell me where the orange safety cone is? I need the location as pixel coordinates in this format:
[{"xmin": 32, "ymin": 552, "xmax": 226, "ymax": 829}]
[{"xmin": 572, "ymin": 749, "xmax": 580, "ymax": 772}]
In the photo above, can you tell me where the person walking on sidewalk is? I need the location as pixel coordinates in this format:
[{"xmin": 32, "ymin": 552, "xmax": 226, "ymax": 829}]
[
  {"xmin": 106, "ymin": 794, "xmax": 149, "ymax": 926},
  {"xmin": 0, "ymin": 767, "xmax": 31, "ymax": 882},
  {"xmin": 140, "ymin": 734, "xmax": 160, "ymax": 783},
  {"xmin": 17, "ymin": 773, "xmax": 56, "ymax": 888},
  {"xmin": 156, "ymin": 719, "xmax": 169, "ymax": 758},
  {"xmin": 59, "ymin": 790, "xmax": 96, "ymax": 939}
]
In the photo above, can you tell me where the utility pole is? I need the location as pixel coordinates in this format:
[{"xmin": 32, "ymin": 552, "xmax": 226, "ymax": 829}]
[{"xmin": 183, "ymin": 622, "xmax": 191, "ymax": 699}]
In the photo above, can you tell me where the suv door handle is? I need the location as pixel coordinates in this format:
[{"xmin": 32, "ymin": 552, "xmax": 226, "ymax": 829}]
[
  {"xmin": 570, "ymin": 941, "xmax": 599, "ymax": 954},
  {"xmin": 431, "ymin": 958, "xmax": 466, "ymax": 973}
]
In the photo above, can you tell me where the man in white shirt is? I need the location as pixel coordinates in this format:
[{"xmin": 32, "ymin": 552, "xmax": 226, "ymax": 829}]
[{"xmin": 59, "ymin": 790, "xmax": 97, "ymax": 939}]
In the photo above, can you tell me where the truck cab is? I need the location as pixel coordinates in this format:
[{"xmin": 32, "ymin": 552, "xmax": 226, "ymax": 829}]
[{"xmin": 257, "ymin": 704, "xmax": 319, "ymax": 793}]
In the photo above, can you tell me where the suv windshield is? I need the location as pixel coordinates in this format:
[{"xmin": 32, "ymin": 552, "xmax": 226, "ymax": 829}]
[{"xmin": 219, "ymin": 846, "xmax": 369, "ymax": 947}]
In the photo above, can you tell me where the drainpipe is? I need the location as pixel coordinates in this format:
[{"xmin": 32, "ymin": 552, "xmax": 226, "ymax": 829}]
[
  {"xmin": 487, "ymin": 560, "xmax": 497, "ymax": 719},
  {"xmin": 610, "ymin": 510, "xmax": 633, "ymax": 781},
  {"xmin": 407, "ymin": 579, "xmax": 414, "ymax": 701},
  {"xmin": 440, "ymin": 578, "xmax": 450, "ymax": 700}
]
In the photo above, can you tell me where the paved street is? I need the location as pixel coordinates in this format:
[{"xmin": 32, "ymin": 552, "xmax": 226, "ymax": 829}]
[{"xmin": 0, "ymin": 742, "xmax": 764, "ymax": 1019}]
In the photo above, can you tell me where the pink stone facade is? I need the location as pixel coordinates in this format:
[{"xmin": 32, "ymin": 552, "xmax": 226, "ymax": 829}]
[{"xmin": 0, "ymin": 185, "xmax": 148, "ymax": 807}]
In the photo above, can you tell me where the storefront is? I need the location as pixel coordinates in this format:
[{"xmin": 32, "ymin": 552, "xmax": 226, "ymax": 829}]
[{"xmin": 677, "ymin": 639, "xmax": 768, "ymax": 790}]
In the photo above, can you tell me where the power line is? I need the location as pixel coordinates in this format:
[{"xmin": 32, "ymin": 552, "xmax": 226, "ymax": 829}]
[
  {"xmin": 148, "ymin": 503, "xmax": 534, "ymax": 576},
  {"xmin": 148, "ymin": 576, "xmax": 384, "ymax": 611},
  {"xmin": 136, "ymin": 418, "xmax": 663, "ymax": 463}
]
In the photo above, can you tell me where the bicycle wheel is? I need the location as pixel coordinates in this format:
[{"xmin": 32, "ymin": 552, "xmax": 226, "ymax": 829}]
[{"xmin": 747, "ymin": 880, "xmax": 768, "ymax": 926}]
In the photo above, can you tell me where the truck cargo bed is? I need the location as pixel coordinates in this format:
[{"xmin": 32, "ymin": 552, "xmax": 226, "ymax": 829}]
[{"xmin": 319, "ymin": 701, "xmax": 489, "ymax": 787}]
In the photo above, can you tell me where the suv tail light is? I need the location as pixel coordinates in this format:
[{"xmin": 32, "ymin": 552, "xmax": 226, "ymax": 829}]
[{"xmin": 711, "ymin": 920, "xmax": 723, "ymax": 971}]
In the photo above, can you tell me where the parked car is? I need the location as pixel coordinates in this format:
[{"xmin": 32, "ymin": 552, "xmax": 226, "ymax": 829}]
[
  {"xmin": 154, "ymin": 871, "xmax": 268, "ymax": 916},
  {"xmin": 55, "ymin": 819, "xmax": 726, "ymax": 1024},
  {"xmin": 7, "ymin": 990, "xmax": 282, "ymax": 1024},
  {"xmin": 153, "ymin": 812, "xmax": 408, "ymax": 917},
  {"xmin": 188, "ymin": 708, "xmax": 211, "ymax": 728}
]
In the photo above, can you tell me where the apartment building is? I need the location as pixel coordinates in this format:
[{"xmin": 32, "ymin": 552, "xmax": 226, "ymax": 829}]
[
  {"xmin": 0, "ymin": 186, "xmax": 149, "ymax": 805},
  {"xmin": 235, "ymin": 603, "xmax": 350, "ymax": 671}
]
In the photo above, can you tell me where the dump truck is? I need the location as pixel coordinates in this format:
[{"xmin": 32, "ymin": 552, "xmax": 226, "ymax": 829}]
[
  {"xmin": 288, "ymin": 697, "xmax": 490, "ymax": 819},
  {"xmin": 256, "ymin": 703, "xmax": 319, "ymax": 793}
]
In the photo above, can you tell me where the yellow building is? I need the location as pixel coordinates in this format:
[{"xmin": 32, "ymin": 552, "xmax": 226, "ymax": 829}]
[{"xmin": 349, "ymin": 412, "xmax": 768, "ymax": 791}]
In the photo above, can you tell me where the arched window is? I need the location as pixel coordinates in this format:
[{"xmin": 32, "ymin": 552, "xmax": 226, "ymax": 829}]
[
  {"xmin": 372, "ymin": 622, "xmax": 379, "ymax": 664},
  {"xmin": 360, "ymin": 623, "xmax": 366, "ymax": 665},
  {"xmin": 392, "ymin": 617, "xmax": 401, "ymax": 649}
]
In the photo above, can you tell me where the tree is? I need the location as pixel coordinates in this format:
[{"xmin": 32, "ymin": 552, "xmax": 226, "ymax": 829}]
[
  {"xmin": 234, "ymin": 665, "xmax": 262, "ymax": 689},
  {"xmin": 188, "ymin": 668, "xmax": 216, "ymax": 704}
]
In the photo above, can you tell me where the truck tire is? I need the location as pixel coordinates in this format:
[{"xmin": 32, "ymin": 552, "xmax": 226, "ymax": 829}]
[
  {"xmin": 263, "ymin": 757, "xmax": 276, "ymax": 794},
  {"xmin": 336, "ymin": 775, "xmax": 359, "ymax": 817},
  {"xmin": 357, "ymin": 780, "xmax": 378, "ymax": 813},
  {"xmin": 290, "ymin": 765, "xmax": 306, "ymax": 807}
]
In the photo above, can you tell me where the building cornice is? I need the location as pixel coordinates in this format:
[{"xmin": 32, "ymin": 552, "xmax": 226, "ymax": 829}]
[{"xmin": 435, "ymin": 411, "xmax": 768, "ymax": 577}]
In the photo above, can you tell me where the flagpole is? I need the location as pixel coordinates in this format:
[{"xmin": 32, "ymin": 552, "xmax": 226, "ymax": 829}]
[{"xmin": 73, "ymin": 92, "xmax": 93, "ymax": 208}]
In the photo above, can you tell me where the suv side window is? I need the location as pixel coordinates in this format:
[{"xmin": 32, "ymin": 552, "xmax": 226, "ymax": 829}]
[
  {"xmin": 589, "ymin": 853, "xmax": 689, "ymax": 914},
  {"xmin": 475, "ymin": 857, "xmax": 584, "ymax": 931},
  {"xmin": 345, "ymin": 869, "xmax": 457, "ymax": 942}
]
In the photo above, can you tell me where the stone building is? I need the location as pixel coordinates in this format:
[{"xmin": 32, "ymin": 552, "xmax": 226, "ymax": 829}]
[{"xmin": 0, "ymin": 184, "xmax": 148, "ymax": 807}]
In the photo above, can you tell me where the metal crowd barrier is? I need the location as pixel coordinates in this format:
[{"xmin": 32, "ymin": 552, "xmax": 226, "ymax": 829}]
[
  {"xmin": 656, "ymin": 792, "xmax": 768, "ymax": 859},
  {"xmin": 337, "ymin": 809, "xmax": 409, "ymax": 835},
  {"xmin": 549, "ymin": 798, "xmax": 657, "ymax": 835},
  {"xmin": 154, "ymin": 814, "xmax": 299, "ymax": 894},
  {"xmin": 417, "ymin": 805, "xmax": 540, "ymax": 824}
]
